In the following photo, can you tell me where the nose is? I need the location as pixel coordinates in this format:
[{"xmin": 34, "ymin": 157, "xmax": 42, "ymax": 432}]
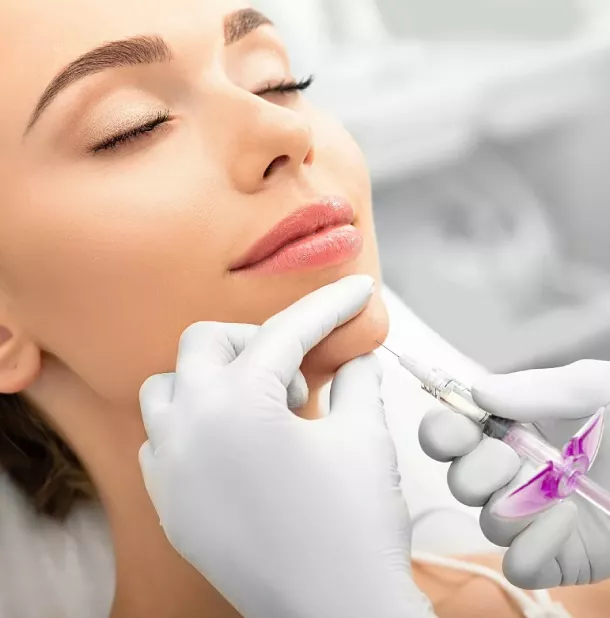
[{"xmin": 219, "ymin": 90, "xmax": 315, "ymax": 193}]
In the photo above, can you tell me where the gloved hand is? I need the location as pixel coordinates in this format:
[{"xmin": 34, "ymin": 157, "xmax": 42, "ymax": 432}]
[
  {"xmin": 139, "ymin": 275, "xmax": 435, "ymax": 618},
  {"xmin": 419, "ymin": 359, "xmax": 610, "ymax": 590}
]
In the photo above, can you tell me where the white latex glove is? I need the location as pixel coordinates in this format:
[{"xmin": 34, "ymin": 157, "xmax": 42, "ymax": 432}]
[
  {"xmin": 419, "ymin": 359, "xmax": 610, "ymax": 590},
  {"xmin": 139, "ymin": 275, "xmax": 435, "ymax": 618}
]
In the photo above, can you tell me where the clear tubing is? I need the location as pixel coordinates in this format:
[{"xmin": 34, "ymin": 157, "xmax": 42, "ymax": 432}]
[{"xmin": 575, "ymin": 476, "xmax": 610, "ymax": 517}]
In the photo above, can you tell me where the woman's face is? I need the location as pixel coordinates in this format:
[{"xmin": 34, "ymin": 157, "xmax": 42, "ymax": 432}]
[{"xmin": 0, "ymin": 0, "xmax": 387, "ymax": 408}]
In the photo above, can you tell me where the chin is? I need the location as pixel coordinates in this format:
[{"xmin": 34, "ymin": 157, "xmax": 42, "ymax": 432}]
[{"xmin": 300, "ymin": 288, "xmax": 389, "ymax": 391}]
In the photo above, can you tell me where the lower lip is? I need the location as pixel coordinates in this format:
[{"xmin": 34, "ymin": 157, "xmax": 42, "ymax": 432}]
[{"xmin": 235, "ymin": 225, "xmax": 364, "ymax": 274}]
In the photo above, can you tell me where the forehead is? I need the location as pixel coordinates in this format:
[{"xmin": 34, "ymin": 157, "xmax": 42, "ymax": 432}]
[{"xmin": 0, "ymin": 0, "xmax": 251, "ymax": 144}]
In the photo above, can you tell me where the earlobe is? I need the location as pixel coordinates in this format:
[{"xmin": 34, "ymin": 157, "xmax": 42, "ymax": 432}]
[{"xmin": 0, "ymin": 328, "xmax": 41, "ymax": 394}]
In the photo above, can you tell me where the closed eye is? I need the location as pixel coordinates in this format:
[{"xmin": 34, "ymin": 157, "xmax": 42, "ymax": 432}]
[{"xmin": 91, "ymin": 110, "xmax": 171, "ymax": 154}]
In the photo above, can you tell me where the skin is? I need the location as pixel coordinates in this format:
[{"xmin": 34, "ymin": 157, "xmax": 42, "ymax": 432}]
[
  {"xmin": 1, "ymin": 1, "xmax": 609, "ymax": 617},
  {"xmin": 415, "ymin": 553, "xmax": 610, "ymax": 618},
  {"xmin": 0, "ymin": 0, "xmax": 387, "ymax": 616}
]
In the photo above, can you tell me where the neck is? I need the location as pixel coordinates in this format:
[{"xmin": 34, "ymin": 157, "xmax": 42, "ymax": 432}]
[{"xmin": 59, "ymin": 385, "xmax": 325, "ymax": 618}]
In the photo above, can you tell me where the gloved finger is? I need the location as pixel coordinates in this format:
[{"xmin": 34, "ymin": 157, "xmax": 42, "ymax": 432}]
[
  {"xmin": 235, "ymin": 275, "xmax": 375, "ymax": 388},
  {"xmin": 502, "ymin": 501, "xmax": 578, "ymax": 589},
  {"xmin": 175, "ymin": 322, "xmax": 308, "ymax": 408},
  {"xmin": 479, "ymin": 461, "xmax": 543, "ymax": 546},
  {"xmin": 286, "ymin": 369, "xmax": 309, "ymax": 411},
  {"xmin": 176, "ymin": 322, "xmax": 258, "ymax": 374},
  {"xmin": 418, "ymin": 407, "xmax": 483, "ymax": 463},
  {"xmin": 472, "ymin": 360, "xmax": 610, "ymax": 423},
  {"xmin": 139, "ymin": 373, "xmax": 175, "ymax": 451},
  {"xmin": 329, "ymin": 354, "xmax": 384, "ymax": 424},
  {"xmin": 447, "ymin": 438, "xmax": 521, "ymax": 507},
  {"xmin": 139, "ymin": 367, "xmax": 306, "ymax": 447}
]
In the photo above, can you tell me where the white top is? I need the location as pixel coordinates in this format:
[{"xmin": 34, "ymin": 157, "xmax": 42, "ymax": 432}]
[{"xmin": 0, "ymin": 285, "xmax": 497, "ymax": 618}]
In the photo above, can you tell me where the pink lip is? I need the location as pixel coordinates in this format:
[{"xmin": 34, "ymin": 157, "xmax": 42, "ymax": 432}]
[{"xmin": 229, "ymin": 197, "xmax": 364, "ymax": 274}]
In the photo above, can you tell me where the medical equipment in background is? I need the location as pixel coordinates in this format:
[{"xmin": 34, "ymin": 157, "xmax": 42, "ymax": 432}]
[{"xmin": 377, "ymin": 341, "xmax": 610, "ymax": 520}]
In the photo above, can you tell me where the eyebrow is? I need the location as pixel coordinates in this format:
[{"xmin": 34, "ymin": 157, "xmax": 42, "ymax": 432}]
[{"xmin": 24, "ymin": 8, "xmax": 273, "ymax": 136}]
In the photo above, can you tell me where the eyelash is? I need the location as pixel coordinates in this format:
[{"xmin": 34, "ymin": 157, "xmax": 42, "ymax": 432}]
[
  {"xmin": 254, "ymin": 75, "xmax": 314, "ymax": 97},
  {"xmin": 91, "ymin": 75, "xmax": 315, "ymax": 154},
  {"xmin": 92, "ymin": 110, "xmax": 171, "ymax": 154}
]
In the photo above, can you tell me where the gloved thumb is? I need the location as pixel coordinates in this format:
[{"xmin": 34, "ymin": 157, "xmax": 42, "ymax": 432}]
[
  {"xmin": 329, "ymin": 353, "xmax": 386, "ymax": 427},
  {"xmin": 471, "ymin": 360, "xmax": 610, "ymax": 424},
  {"xmin": 138, "ymin": 440, "xmax": 168, "ymax": 520},
  {"xmin": 140, "ymin": 372, "xmax": 176, "ymax": 453}
]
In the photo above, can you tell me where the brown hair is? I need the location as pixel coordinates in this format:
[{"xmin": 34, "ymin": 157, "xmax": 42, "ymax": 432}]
[{"xmin": 0, "ymin": 392, "xmax": 96, "ymax": 519}]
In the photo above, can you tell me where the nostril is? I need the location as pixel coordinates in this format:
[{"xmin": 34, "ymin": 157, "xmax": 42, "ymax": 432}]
[{"xmin": 263, "ymin": 155, "xmax": 290, "ymax": 179}]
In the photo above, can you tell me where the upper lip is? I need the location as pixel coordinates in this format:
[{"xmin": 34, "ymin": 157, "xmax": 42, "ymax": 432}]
[{"xmin": 229, "ymin": 197, "xmax": 355, "ymax": 270}]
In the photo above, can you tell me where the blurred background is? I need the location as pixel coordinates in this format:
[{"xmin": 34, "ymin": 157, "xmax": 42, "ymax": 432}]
[{"xmin": 254, "ymin": 0, "xmax": 610, "ymax": 372}]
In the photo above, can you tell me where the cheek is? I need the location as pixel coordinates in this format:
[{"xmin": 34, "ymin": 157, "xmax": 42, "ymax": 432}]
[
  {"xmin": 1, "ymin": 165, "xmax": 236, "ymax": 402},
  {"xmin": 310, "ymin": 110, "xmax": 379, "ymax": 257},
  {"xmin": 309, "ymin": 108, "xmax": 372, "ymax": 206}
]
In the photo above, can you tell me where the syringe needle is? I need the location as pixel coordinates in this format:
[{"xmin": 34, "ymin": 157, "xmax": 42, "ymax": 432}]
[
  {"xmin": 374, "ymin": 339, "xmax": 400, "ymax": 358},
  {"xmin": 374, "ymin": 339, "xmax": 429, "ymax": 382}
]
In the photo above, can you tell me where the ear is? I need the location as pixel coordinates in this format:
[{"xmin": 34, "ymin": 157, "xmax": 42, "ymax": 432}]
[{"xmin": 0, "ymin": 322, "xmax": 41, "ymax": 394}]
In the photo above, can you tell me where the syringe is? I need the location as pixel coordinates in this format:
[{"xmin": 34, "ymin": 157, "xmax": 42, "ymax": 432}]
[{"xmin": 376, "ymin": 340, "xmax": 610, "ymax": 520}]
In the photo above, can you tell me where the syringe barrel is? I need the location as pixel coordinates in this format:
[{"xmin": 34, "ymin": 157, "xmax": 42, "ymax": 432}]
[
  {"xmin": 430, "ymin": 379, "xmax": 542, "ymax": 447},
  {"xmin": 495, "ymin": 422, "xmax": 562, "ymax": 465},
  {"xmin": 431, "ymin": 379, "xmax": 491, "ymax": 426},
  {"xmin": 419, "ymin": 371, "xmax": 554, "ymax": 454}
]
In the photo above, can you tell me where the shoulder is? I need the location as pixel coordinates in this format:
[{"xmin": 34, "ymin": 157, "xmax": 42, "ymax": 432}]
[{"xmin": 0, "ymin": 472, "xmax": 115, "ymax": 618}]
